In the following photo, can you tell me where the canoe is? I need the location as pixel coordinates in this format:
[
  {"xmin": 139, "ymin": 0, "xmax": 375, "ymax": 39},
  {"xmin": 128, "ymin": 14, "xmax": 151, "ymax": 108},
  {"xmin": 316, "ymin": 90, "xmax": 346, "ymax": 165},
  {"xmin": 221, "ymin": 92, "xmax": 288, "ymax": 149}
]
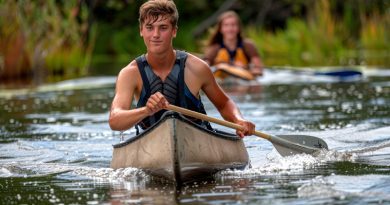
[{"xmin": 110, "ymin": 112, "xmax": 249, "ymax": 184}]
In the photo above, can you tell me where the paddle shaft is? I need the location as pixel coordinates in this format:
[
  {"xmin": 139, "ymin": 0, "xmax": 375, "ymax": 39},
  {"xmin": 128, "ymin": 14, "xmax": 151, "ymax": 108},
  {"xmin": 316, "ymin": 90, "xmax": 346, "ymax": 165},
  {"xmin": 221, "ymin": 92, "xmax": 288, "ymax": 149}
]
[
  {"xmin": 167, "ymin": 105, "xmax": 328, "ymax": 156},
  {"xmin": 167, "ymin": 105, "xmax": 270, "ymax": 140}
]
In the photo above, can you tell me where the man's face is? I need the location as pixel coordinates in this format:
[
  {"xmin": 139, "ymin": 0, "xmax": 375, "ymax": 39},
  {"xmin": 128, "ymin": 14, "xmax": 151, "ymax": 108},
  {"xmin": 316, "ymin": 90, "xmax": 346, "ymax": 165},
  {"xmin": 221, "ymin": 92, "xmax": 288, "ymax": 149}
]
[{"xmin": 140, "ymin": 15, "xmax": 177, "ymax": 54}]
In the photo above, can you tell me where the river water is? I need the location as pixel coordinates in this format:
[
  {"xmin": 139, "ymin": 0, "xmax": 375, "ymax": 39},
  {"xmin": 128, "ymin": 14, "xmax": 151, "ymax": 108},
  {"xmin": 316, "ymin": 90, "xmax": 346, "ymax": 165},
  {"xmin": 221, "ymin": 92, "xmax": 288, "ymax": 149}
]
[{"xmin": 0, "ymin": 68, "xmax": 389, "ymax": 204}]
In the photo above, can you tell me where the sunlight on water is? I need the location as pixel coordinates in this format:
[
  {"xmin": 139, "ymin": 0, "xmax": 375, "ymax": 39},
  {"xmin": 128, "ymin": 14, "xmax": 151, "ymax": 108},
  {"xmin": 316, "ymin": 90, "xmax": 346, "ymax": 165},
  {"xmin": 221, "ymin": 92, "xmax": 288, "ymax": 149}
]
[{"xmin": 297, "ymin": 175, "xmax": 390, "ymax": 203}]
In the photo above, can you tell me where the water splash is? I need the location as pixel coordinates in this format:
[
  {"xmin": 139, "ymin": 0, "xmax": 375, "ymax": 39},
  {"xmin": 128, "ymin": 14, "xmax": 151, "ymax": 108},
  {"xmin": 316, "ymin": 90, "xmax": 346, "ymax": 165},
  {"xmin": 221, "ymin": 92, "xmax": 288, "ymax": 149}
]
[
  {"xmin": 72, "ymin": 166, "xmax": 149, "ymax": 182},
  {"xmin": 0, "ymin": 163, "xmax": 71, "ymax": 178},
  {"xmin": 297, "ymin": 175, "xmax": 347, "ymax": 199},
  {"xmin": 0, "ymin": 162, "xmax": 149, "ymax": 183},
  {"xmin": 221, "ymin": 148, "xmax": 358, "ymax": 176}
]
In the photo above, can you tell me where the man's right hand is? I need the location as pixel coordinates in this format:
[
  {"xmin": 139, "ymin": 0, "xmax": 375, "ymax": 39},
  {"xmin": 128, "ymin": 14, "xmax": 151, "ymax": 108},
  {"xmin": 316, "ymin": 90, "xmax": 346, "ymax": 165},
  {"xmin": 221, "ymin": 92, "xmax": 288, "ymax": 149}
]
[{"xmin": 145, "ymin": 92, "xmax": 169, "ymax": 116}]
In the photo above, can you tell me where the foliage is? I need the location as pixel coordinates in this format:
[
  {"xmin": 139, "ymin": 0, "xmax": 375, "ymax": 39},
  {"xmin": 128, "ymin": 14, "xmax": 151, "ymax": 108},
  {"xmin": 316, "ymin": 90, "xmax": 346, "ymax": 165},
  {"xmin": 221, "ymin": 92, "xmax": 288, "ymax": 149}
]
[
  {"xmin": 245, "ymin": 0, "xmax": 389, "ymax": 67},
  {"xmin": 1, "ymin": 0, "xmax": 389, "ymax": 81},
  {"xmin": 0, "ymin": 0, "xmax": 94, "ymax": 80}
]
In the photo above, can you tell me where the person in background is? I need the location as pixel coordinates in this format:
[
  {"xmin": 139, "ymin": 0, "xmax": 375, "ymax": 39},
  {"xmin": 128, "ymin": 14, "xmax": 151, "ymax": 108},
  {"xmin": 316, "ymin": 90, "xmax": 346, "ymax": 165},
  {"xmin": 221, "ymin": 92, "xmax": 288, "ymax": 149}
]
[
  {"xmin": 204, "ymin": 10, "xmax": 263, "ymax": 77},
  {"xmin": 109, "ymin": 0, "xmax": 255, "ymax": 138}
]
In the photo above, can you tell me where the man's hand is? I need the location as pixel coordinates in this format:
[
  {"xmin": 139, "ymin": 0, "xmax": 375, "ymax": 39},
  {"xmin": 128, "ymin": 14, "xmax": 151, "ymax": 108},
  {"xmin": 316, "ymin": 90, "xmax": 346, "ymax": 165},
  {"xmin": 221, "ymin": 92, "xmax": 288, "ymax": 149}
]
[
  {"xmin": 236, "ymin": 119, "xmax": 255, "ymax": 138},
  {"xmin": 145, "ymin": 92, "xmax": 169, "ymax": 116}
]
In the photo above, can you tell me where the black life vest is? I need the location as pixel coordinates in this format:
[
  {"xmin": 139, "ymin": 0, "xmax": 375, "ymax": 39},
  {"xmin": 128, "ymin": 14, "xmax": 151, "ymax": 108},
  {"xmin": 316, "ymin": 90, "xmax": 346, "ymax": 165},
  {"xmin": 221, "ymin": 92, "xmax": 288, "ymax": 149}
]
[{"xmin": 135, "ymin": 50, "xmax": 212, "ymax": 132}]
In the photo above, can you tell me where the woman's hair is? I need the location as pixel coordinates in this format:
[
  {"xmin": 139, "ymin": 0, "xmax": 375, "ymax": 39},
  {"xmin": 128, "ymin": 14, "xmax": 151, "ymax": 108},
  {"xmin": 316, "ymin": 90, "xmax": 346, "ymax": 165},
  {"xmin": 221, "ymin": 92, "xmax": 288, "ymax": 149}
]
[
  {"xmin": 139, "ymin": 0, "xmax": 179, "ymax": 28},
  {"xmin": 207, "ymin": 10, "xmax": 243, "ymax": 46}
]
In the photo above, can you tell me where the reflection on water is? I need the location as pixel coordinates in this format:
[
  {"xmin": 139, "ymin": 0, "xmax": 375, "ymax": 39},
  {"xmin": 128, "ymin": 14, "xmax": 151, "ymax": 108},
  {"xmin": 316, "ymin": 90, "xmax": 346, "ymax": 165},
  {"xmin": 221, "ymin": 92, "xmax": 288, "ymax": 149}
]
[{"xmin": 0, "ymin": 68, "xmax": 389, "ymax": 204}]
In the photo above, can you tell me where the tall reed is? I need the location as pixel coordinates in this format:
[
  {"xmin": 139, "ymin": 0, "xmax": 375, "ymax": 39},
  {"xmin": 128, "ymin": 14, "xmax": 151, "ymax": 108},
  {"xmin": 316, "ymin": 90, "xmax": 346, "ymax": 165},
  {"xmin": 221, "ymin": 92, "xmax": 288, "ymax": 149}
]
[
  {"xmin": 246, "ymin": 0, "xmax": 389, "ymax": 67},
  {"xmin": 0, "ymin": 1, "xmax": 95, "ymax": 81}
]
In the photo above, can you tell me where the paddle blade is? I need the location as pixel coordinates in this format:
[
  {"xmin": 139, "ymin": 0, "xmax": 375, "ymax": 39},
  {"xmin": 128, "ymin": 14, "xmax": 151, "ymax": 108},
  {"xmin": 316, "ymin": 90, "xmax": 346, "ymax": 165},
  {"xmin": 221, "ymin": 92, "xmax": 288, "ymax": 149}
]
[
  {"xmin": 314, "ymin": 70, "xmax": 362, "ymax": 78},
  {"xmin": 270, "ymin": 135, "xmax": 328, "ymax": 157},
  {"xmin": 213, "ymin": 64, "xmax": 254, "ymax": 81}
]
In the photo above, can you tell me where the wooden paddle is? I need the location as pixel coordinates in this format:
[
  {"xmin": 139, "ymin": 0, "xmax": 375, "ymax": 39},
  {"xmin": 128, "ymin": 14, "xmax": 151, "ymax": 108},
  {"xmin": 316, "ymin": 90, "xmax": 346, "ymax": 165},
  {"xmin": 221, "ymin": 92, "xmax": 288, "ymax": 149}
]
[
  {"xmin": 212, "ymin": 63, "xmax": 255, "ymax": 81},
  {"xmin": 167, "ymin": 105, "xmax": 328, "ymax": 157}
]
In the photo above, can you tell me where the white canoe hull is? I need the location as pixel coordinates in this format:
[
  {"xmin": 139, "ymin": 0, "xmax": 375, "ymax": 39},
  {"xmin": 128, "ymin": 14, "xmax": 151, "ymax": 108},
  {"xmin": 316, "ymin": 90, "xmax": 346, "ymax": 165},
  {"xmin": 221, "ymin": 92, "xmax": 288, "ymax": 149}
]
[{"xmin": 111, "ymin": 112, "xmax": 249, "ymax": 184}]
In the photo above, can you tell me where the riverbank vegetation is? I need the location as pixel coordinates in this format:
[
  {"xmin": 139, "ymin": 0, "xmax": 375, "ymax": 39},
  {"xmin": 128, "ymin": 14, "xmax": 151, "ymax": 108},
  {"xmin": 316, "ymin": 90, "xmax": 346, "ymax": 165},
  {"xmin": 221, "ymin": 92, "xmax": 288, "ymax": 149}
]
[
  {"xmin": 245, "ymin": 0, "xmax": 389, "ymax": 66},
  {"xmin": 0, "ymin": 0, "xmax": 95, "ymax": 81},
  {"xmin": 0, "ymin": 0, "xmax": 388, "ymax": 82}
]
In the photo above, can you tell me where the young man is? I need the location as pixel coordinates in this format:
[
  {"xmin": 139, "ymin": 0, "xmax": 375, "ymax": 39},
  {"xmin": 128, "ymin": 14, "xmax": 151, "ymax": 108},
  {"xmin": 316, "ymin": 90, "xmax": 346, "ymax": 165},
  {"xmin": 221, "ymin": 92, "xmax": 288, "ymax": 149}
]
[{"xmin": 109, "ymin": 0, "xmax": 255, "ymax": 137}]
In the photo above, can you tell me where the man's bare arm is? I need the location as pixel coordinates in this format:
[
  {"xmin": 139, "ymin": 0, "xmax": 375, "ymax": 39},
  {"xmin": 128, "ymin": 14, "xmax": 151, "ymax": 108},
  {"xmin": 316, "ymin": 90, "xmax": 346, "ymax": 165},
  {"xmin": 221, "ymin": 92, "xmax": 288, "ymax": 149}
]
[{"xmin": 109, "ymin": 62, "xmax": 169, "ymax": 131}]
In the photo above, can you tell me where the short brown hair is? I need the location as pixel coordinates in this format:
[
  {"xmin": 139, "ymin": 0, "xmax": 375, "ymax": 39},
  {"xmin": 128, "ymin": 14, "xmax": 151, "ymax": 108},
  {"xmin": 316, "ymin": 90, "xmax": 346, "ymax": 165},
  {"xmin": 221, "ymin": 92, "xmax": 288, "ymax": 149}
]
[{"xmin": 139, "ymin": 0, "xmax": 179, "ymax": 27}]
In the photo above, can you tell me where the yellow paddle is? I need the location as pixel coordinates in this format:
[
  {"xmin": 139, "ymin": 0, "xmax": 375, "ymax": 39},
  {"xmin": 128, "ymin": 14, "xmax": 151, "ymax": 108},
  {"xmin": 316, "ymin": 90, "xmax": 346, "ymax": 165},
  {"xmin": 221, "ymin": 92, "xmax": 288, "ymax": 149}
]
[{"xmin": 212, "ymin": 63, "xmax": 255, "ymax": 81}]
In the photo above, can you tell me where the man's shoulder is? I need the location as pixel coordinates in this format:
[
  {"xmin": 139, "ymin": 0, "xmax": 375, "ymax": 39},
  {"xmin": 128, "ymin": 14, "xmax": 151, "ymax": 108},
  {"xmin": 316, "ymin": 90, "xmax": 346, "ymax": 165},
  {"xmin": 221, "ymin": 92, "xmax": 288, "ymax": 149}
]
[
  {"xmin": 118, "ymin": 60, "xmax": 139, "ymax": 76},
  {"xmin": 185, "ymin": 52, "xmax": 212, "ymax": 78}
]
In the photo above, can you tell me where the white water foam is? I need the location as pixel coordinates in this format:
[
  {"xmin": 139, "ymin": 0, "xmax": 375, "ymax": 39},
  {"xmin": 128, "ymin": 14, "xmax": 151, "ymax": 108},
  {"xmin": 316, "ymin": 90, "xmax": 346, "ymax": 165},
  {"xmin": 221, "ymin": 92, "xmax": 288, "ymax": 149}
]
[
  {"xmin": 0, "ymin": 161, "xmax": 149, "ymax": 184},
  {"xmin": 221, "ymin": 148, "xmax": 358, "ymax": 176},
  {"xmin": 0, "ymin": 163, "xmax": 71, "ymax": 178},
  {"xmin": 297, "ymin": 175, "xmax": 347, "ymax": 199},
  {"xmin": 72, "ymin": 166, "xmax": 149, "ymax": 182},
  {"xmin": 0, "ymin": 76, "xmax": 116, "ymax": 98}
]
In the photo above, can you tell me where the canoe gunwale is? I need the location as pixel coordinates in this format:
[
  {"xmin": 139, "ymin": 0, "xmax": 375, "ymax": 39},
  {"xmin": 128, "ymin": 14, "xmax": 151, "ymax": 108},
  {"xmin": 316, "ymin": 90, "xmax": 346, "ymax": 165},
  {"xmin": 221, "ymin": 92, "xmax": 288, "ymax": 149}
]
[{"xmin": 112, "ymin": 111, "xmax": 241, "ymax": 148}]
